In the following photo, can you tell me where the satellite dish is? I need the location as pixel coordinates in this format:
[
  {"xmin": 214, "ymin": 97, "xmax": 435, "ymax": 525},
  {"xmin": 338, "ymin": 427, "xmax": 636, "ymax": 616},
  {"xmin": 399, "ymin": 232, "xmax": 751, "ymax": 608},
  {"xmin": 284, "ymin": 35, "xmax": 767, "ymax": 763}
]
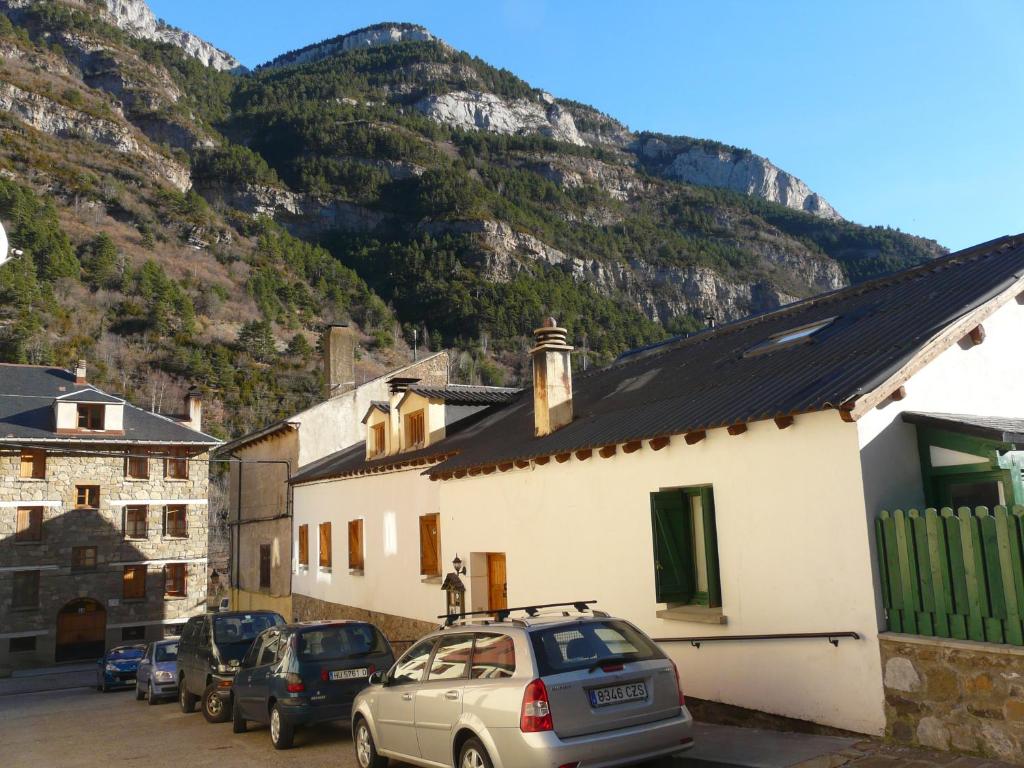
[{"xmin": 0, "ymin": 221, "xmax": 8, "ymax": 267}]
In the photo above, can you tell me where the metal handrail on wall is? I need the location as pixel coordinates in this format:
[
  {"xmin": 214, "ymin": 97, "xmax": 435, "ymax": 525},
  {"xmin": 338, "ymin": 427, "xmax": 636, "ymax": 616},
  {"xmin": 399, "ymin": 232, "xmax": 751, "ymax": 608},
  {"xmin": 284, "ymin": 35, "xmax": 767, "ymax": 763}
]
[{"xmin": 653, "ymin": 631, "xmax": 861, "ymax": 649}]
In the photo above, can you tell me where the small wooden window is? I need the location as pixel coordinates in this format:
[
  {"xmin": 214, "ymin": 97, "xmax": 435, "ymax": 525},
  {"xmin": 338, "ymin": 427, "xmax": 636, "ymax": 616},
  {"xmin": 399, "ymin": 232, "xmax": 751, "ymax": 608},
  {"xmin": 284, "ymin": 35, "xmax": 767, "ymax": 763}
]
[
  {"xmin": 259, "ymin": 544, "xmax": 271, "ymax": 589},
  {"xmin": 164, "ymin": 505, "xmax": 187, "ymax": 538},
  {"xmin": 71, "ymin": 546, "xmax": 97, "ymax": 571},
  {"xmin": 12, "ymin": 571, "xmax": 39, "ymax": 610},
  {"xmin": 348, "ymin": 519, "xmax": 364, "ymax": 571},
  {"xmin": 298, "ymin": 524, "xmax": 309, "ymax": 566},
  {"xmin": 123, "ymin": 565, "xmax": 147, "ymax": 599},
  {"xmin": 124, "ymin": 506, "xmax": 148, "ymax": 539},
  {"xmin": 318, "ymin": 522, "xmax": 332, "ymax": 569},
  {"xmin": 19, "ymin": 449, "xmax": 45, "ymax": 479},
  {"xmin": 77, "ymin": 404, "xmax": 105, "ymax": 430},
  {"xmin": 419, "ymin": 513, "xmax": 441, "ymax": 577},
  {"xmin": 164, "ymin": 563, "xmax": 186, "ymax": 597},
  {"xmin": 371, "ymin": 422, "xmax": 386, "ymax": 456},
  {"xmin": 126, "ymin": 451, "xmax": 149, "ymax": 479},
  {"xmin": 15, "ymin": 507, "xmax": 42, "ymax": 543},
  {"xmin": 405, "ymin": 410, "xmax": 425, "ymax": 448},
  {"xmin": 165, "ymin": 448, "xmax": 188, "ymax": 480},
  {"xmin": 75, "ymin": 485, "xmax": 99, "ymax": 509}
]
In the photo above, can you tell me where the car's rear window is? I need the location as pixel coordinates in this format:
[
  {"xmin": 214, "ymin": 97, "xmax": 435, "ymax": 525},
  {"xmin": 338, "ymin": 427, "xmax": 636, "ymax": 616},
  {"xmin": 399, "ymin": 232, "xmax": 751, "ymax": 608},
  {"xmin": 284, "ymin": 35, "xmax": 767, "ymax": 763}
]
[
  {"xmin": 298, "ymin": 624, "xmax": 389, "ymax": 661},
  {"xmin": 529, "ymin": 620, "xmax": 663, "ymax": 676},
  {"xmin": 155, "ymin": 643, "xmax": 178, "ymax": 662},
  {"xmin": 213, "ymin": 614, "xmax": 282, "ymax": 644}
]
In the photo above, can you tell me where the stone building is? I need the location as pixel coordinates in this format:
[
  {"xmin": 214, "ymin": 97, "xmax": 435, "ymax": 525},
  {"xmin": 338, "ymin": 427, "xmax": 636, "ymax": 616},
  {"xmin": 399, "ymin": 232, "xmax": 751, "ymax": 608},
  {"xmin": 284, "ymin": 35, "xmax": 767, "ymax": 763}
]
[
  {"xmin": 0, "ymin": 362, "xmax": 219, "ymax": 669},
  {"xmin": 216, "ymin": 324, "xmax": 448, "ymax": 619}
]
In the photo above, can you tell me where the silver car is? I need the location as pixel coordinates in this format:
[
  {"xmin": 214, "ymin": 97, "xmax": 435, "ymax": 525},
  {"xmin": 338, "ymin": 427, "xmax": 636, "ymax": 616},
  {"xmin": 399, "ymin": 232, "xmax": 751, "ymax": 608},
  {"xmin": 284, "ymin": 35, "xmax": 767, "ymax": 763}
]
[
  {"xmin": 135, "ymin": 639, "xmax": 179, "ymax": 704},
  {"xmin": 351, "ymin": 607, "xmax": 693, "ymax": 768}
]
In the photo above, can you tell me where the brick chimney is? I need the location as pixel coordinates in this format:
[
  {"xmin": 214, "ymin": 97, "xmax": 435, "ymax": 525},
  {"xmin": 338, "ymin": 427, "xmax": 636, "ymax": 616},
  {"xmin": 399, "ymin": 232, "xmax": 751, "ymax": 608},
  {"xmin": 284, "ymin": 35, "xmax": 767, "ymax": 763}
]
[
  {"xmin": 75, "ymin": 359, "xmax": 87, "ymax": 384},
  {"xmin": 323, "ymin": 324, "xmax": 355, "ymax": 399},
  {"xmin": 531, "ymin": 318, "xmax": 574, "ymax": 437},
  {"xmin": 184, "ymin": 388, "xmax": 202, "ymax": 433}
]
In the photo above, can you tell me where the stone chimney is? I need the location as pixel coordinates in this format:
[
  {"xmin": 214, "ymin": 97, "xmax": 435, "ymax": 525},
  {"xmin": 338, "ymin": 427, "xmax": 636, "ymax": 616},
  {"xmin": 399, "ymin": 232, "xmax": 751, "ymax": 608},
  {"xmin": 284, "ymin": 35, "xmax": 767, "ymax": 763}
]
[
  {"xmin": 75, "ymin": 359, "xmax": 87, "ymax": 385},
  {"xmin": 323, "ymin": 324, "xmax": 355, "ymax": 399},
  {"xmin": 184, "ymin": 388, "xmax": 203, "ymax": 433},
  {"xmin": 531, "ymin": 318, "xmax": 574, "ymax": 437}
]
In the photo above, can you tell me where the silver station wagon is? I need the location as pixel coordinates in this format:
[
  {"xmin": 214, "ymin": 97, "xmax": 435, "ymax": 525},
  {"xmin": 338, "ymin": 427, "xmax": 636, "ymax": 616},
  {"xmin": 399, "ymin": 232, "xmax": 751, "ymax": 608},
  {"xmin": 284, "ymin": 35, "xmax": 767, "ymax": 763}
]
[{"xmin": 351, "ymin": 602, "xmax": 693, "ymax": 768}]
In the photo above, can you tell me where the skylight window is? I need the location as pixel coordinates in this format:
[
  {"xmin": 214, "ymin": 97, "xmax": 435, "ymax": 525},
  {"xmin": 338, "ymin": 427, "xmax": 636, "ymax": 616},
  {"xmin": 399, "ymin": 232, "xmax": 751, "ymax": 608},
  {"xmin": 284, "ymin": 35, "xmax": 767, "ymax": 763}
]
[{"xmin": 746, "ymin": 317, "xmax": 836, "ymax": 356}]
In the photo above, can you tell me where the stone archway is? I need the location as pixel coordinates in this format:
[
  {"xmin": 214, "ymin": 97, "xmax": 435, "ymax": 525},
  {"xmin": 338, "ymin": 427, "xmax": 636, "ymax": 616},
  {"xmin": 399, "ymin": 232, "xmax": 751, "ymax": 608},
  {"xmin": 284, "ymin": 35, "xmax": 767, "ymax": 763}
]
[{"xmin": 55, "ymin": 598, "xmax": 106, "ymax": 662}]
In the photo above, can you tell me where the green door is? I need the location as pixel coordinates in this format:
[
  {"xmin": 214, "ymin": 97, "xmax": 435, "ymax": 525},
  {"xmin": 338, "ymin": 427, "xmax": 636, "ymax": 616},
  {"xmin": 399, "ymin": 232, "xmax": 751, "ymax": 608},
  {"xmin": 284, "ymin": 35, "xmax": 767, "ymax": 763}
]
[{"xmin": 650, "ymin": 490, "xmax": 695, "ymax": 603}]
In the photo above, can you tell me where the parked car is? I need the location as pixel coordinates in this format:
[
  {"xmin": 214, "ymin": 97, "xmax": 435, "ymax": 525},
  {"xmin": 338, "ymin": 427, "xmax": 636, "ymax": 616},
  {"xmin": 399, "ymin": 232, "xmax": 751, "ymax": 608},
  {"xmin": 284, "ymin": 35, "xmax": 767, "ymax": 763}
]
[
  {"xmin": 231, "ymin": 620, "xmax": 395, "ymax": 749},
  {"xmin": 96, "ymin": 644, "xmax": 146, "ymax": 692},
  {"xmin": 351, "ymin": 604, "xmax": 693, "ymax": 768},
  {"xmin": 135, "ymin": 639, "xmax": 179, "ymax": 705},
  {"xmin": 176, "ymin": 610, "xmax": 285, "ymax": 723}
]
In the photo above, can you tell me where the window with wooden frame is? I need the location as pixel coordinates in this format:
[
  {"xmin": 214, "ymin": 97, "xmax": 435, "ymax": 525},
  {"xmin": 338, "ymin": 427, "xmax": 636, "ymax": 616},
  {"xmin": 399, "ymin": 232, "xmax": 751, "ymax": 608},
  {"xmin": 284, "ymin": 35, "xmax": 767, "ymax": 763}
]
[
  {"xmin": 298, "ymin": 524, "xmax": 309, "ymax": 566},
  {"xmin": 404, "ymin": 410, "xmax": 425, "ymax": 449},
  {"xmin": 77, "ymin": 404, "xmax": 105, "ymax": 430},
  {"xmin": 164, "ymin": 563, "xmax": 186, "ymax": 597},
  {"xmin": 124, "ymin": 505, "xmax": 148, "ymax": 539},
  {"xmin": 123, "ymin": 565, "xmax": 147, "ymax": 600},
  {"xmin": 259, "ymin": 544, "xmax": 271, "ymax": 589},
  {"xmin": 75, "ymin": 485, "xmax": 99, "ymax": 509},
  {"xmin": 371, "ymin": 422, "xmax": 386, "ymax": 456},
  {"xmin": 71, "ymin": 546, "xmax": 97, "ymax": 571},
  {"xmin": 348, "ymin": 519, "xmax": 364, "ymax": 571},
  {"xmin": 15, "ymin": 507, "xmax": 42, "ymax": 543},
  {"xmin": 419, "ymin": 513, "xmax": 441, "ymax": 577},
  {"xmin": 164, "ymin": 448, "xmax": 188, "ymax": 480},
  {"xmin": 126, "ymin": 450, "xmax": 149, "ymax": 479},
  {"xmin": 19, "ymin": 448, "xmax": 45, "ymax": 479},
  {"xmin": 12, "ymin": 570, "xmax": 39, "ymax": 610},
  {"xmin": 164, "ymin": 505, "xmax": 187, "ymax": 538},
  {"xmin": 650, "ymin": 486, "xmax": 722, "ymax": 608},
  {"xmin": 318, "ymin": 522, "xmax": 332, "ymax": 569}
]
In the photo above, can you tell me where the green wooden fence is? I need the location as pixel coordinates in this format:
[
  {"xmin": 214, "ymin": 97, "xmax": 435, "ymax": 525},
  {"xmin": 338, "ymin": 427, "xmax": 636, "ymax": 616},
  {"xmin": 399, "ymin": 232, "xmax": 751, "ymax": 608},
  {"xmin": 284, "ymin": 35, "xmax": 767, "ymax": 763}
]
[{"xmin": 876, "ymin": 506, "xmax": 1024, "ymax": 646}]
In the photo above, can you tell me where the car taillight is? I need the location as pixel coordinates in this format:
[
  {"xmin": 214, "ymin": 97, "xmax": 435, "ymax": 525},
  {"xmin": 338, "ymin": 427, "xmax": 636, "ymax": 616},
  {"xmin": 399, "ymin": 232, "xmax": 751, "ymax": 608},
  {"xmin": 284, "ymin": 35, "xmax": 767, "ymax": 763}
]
[
  {"xmin": 285, "ymin": 673, "xmax": 305, "ymax": 693},
  {"xmin": 670, "ymin": 660, "xmax": 685, "ymax": 707},
  {"xmin": 520, "ymin": 678, "xmax": 553, "ymax": 732}
]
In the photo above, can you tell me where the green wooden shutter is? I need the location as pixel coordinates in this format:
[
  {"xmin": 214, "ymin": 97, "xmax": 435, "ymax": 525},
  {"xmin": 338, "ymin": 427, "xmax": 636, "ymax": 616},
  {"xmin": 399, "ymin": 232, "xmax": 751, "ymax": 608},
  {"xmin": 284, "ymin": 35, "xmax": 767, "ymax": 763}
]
[
  {"xmin": 650, "ymin": 491, "xmax": 695, "ymax": 603},
  {"xmin": 699, "ymin": 487, "xmax": 722, "ymax": 608}
]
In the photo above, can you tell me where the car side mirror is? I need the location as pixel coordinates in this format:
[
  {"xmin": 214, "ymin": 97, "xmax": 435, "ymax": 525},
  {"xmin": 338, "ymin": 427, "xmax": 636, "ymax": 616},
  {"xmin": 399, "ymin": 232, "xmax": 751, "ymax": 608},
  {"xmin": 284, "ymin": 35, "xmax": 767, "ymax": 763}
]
[{"xmin": 368, "ymin": 671, "xmax": 386, "ymax": 686}]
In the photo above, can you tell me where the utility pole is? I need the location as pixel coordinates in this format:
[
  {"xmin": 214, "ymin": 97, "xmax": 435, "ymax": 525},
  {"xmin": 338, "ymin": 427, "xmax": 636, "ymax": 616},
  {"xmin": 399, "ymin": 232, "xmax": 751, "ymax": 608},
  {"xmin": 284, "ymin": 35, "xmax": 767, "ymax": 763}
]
[{"xmin": 413, "ymin": 329, "xmax": 418, "ymax": 362}]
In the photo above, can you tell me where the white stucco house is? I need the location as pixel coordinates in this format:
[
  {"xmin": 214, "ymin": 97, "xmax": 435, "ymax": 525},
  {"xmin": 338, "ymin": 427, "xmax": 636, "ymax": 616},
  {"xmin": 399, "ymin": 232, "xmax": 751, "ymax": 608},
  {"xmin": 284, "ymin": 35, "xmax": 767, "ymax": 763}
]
[{"xmin": 289, "ymin": 234, "xmax": 1024, "ymax": 736}]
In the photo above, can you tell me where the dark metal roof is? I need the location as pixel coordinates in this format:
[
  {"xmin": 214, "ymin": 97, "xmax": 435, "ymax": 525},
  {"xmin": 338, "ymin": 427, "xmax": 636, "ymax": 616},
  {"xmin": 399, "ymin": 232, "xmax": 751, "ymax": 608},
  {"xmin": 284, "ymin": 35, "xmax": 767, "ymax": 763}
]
[
  {"xmin": 427, "ymin": 234, "xmax": 1024, "ymax": 475},
  {"xmin": 359, "ymin": 401, "xmax": 390, "ymax": 425},
  {"xmin": 0, "ymin": 364, "xmax": 219, "ymax": 445},
  {"xmin": 56, "ymin": 388, "xmax": 124, "ymax": 404},
  {"xmin": 406, "ymin": 385, "xmax": 523, "ymax": 406},
  {"xmin": 901, "ymin": 412, "xmax": 1024, "ymax": 445}
]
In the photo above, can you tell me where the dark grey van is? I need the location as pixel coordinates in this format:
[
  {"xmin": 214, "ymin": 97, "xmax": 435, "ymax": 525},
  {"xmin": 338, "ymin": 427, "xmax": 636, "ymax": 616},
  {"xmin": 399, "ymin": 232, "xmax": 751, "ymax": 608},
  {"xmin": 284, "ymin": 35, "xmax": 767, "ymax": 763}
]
[{"xmin": 176, "ymin": 610, "xmax": 284, "ymax": 722}]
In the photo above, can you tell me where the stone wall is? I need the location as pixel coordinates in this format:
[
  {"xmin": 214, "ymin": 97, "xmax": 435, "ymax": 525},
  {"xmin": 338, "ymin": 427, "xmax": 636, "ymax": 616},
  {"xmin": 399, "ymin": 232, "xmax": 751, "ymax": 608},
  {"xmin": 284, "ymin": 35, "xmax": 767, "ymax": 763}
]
[
  {"xmin": 292, "ymin": 593, "xmax": 436, "ymax": 651},
  {"xmin": 881, "ymin": 632, "xmax": 1024, "ymax": 764},
  {"xmin": 0, "ymin": 447, "xmax": 210, "ymax": 669}
]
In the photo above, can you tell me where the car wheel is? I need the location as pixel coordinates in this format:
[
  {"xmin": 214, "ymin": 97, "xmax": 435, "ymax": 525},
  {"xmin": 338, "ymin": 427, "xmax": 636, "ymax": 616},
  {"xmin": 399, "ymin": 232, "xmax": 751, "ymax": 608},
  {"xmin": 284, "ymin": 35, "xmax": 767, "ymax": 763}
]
[
  {"xmin": 232, "ymin": 697, "xmax": 246, "ymax": 734},
  {"xmin": 202, "ymin": 682, "xmax": 230, "ymax": 723},
  {"xmin": 135, "ymin": 679, "xmax": 145, "ymax": 701},
  {"xmin": 459, "ymin": 737, "xmax": 493, "ymax": 768},
  {"xmin": 179, "ymin": 680, "xmax": 197, "ymax": 713},
  {"xmin": 354, "ymin": 717, "xmax": 387, "ymax": 768},
  {"xmin": 147, "ymin": 681, "xmax": 158, "ymax": 706},
  {"xmin": 269, "ymin": 703, "xmax": 294, "ymax": 750}
]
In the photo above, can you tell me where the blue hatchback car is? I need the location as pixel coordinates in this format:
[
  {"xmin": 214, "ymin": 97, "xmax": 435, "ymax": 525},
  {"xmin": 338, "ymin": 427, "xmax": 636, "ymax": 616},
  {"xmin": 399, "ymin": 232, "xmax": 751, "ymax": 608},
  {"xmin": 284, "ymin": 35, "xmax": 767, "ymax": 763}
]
[
  {"xmin": 231, "ymin": 621, "xmax": 394, "ymax": 749},
  {"xmin": 96, "ymin": 644, "xmax": 146, "ymax": 692}
]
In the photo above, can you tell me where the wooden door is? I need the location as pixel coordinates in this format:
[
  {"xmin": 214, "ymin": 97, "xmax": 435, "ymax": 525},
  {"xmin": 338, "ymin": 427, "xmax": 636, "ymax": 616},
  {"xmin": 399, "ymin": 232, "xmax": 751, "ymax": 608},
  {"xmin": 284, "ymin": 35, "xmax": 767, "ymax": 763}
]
[
  {"xmin": 486, "ymin": 553, "xmax": 507, "ymax": 612},
  {"xmin": 56, "ymin": 599, "xmax": 106, "ymax": 662}
]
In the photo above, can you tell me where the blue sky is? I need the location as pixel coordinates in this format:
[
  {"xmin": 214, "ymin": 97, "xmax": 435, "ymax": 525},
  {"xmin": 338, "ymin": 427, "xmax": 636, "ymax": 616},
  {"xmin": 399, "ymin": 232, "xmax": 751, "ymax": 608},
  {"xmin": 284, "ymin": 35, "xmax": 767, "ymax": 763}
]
[{"xmin": 149, "ymin": 0, "xmax": 1024, "ymax": 250}]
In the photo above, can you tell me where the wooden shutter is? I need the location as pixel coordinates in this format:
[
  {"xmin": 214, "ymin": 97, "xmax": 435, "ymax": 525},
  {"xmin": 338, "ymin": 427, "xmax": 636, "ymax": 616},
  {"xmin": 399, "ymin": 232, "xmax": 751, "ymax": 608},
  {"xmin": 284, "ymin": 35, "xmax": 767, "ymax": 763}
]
[
  {"xmin": 16, "ymin": 507, "xmax": 42, "ymax": 542},
  {"xmin": 697, "ymin": 488, "xmax": 722, "ymax": 609},
  {"xmin": 298, "ymin": 524, "xmax": 309, "ymax": 565},
  {"xmin": 319, "ymin": 522, "xmax": 332, "ymax": 568},
  {"xmin": 123, "ymin": 565, "xmax": 146, "ymax": 599},
  {"xmin": 650, "ymin": 490, "xmax": 695, "ymax": 603},
  {"xmin": 420, "ymin": 513, "xmax": 440, "ymax": 576},
  {"xmin": 20, "ymin": 449, "xmax": 45, "ymax": 479},
  {"xmin": 165, "ymin": 564, "xmax": 186, "ymax": 597},
  {"xmin": 348, "ymin": 519, "xmax": 364, "ymax": 570}
]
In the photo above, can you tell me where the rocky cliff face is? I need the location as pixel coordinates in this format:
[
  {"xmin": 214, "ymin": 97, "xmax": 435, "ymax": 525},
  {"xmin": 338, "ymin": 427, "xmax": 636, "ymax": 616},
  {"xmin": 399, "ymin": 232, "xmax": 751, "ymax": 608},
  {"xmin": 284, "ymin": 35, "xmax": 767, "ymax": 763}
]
[
  {"xmin": 416, "ymin": 90, "xmax": 585, "ymax": 146},
  {"xmin": 0, "ymin": 0, "xmax": 241, "ymax": 70},
  {"xmin": 260, "ymin": 22, "xmax": 441, "ymax": 69}
]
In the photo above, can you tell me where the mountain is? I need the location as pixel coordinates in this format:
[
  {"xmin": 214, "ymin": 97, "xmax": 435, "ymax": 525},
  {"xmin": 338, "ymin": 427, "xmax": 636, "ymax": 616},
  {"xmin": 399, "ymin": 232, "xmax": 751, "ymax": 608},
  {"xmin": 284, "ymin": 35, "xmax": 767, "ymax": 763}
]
[{"xmin": 0, "ymin": 4, "xmax": 944, "ymax": 440}]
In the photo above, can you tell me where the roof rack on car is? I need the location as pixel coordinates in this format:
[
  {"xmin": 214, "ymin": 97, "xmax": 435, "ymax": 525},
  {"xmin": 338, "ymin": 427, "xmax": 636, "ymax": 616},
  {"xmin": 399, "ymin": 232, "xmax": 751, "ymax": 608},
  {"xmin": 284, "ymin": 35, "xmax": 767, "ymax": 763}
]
[{"xmin": 438, "ymin": 600, "xmax": 605, "ymax": 627}]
